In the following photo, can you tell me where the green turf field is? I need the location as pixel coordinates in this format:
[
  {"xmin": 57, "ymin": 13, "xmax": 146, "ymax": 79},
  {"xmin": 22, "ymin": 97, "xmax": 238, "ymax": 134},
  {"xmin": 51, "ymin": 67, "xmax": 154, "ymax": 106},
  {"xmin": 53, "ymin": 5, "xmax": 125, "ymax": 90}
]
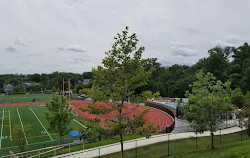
[
  {"xmin": 0, "ymin": 104, "xmax": 85, "ymax": 156},
  {"xmin": 0, "ymin": 94, "xmax": 53, "ymax": 104}
]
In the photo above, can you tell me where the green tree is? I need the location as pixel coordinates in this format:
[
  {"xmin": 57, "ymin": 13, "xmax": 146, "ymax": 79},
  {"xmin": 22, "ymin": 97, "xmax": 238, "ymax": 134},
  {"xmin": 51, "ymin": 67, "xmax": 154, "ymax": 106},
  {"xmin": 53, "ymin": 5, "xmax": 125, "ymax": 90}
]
[
  {"xmin": 231, "ymin": 88, "xmax": 245, "ymax": 108},
  {"xmin": 52, "ymin": 86, "xmax": 57, "ymax": 92},
  {"xmin": 240, "ymin": 93, "xmax": 250, "ymax": 136},
  {"xmin": 231, "ymin": 43, "xmax": 250, "ymax": 93},
  {"xmin": 184, "ymin": 71, "xmax": 232, "ymax": 149},
  {"xmin": 46, "ymin": 94, "xmax": 73, "ymax": 143},
  {"xmin": 203, "ymin": 46, "xmax": 232, "ymax": 82},
  {"xmin": 12, "ymin": 124, "xmax": 31, "ymax": 152},
  {"xmin": 80, "ymin": 27, "xmax": 159, "ymax": 158},
  {"xmin": 79, "ymin": 119, "xmax": 108, "ymax": 143},
  {"xmin": 27, "ymin": 73, "xmax": 41, "ymax": 82},
  {"xmin": 12, "ymin": 85, "xmax": 24, "ymax": 94}
]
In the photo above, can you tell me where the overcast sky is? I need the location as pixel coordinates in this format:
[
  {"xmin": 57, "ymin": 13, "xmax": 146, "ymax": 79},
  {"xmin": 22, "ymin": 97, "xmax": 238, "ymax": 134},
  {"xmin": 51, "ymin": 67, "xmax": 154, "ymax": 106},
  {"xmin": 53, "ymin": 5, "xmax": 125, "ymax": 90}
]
[{"xmin": 1, "ymin": 0, "xmax": 250, "ymax": 74}]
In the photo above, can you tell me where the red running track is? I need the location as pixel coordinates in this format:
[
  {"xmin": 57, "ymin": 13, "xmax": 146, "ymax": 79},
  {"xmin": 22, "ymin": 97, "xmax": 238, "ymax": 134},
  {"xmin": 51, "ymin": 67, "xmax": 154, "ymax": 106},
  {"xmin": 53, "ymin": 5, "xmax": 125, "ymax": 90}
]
[{"xmin": 0, "ymin": 101, "xmax": 174, "ymax": 132}]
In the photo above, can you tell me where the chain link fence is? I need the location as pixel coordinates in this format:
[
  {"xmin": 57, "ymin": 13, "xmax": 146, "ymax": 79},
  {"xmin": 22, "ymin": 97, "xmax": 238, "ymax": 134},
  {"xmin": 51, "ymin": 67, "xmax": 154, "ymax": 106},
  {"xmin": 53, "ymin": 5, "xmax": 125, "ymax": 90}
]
[
  {"xmin": 172, "ymin": 119, "xmax": 239, "ymax": 134},
  {"xmin": 0, "ymin": 137, "xmax": 75, "ymax": 157},
  {"xmin": 100, "ymin": 127, "xmax": 249, "ymax": 158},
  {"xmin": 0, "ymin": 124, "xmax": 245, "ymax": 158}
]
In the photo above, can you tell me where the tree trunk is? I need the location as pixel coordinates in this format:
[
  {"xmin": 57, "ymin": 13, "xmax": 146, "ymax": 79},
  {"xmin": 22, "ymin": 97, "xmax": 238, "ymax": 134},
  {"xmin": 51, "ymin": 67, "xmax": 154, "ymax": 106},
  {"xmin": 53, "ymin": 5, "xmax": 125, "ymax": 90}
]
[
  {"xmin": 226, "ymin": 113, "xmax": 228, "ymax": 128},
  {"xmin": 247, "ymin": 122, "xmax": 250, "ymax": 137},
  {"xmin": 21, "ymin": 145, "xmax": 25, "ymax": 152},
  {"xmin": 119, "ymin": 102, "xmax": 124, "ymax": 158},
  {"xmin": 120, "ymin": 133, "xmax": 124, "ymax": 158},
  {"xmin": 60, "ymin": 136, "xmax": 63, "ymax": 144},
  {"xmin": 211, "ymin": 131, "xmax": 214, "ymax": 149},
  {"xmin": 210, "ymin": 110, "xmax": 215, "ymax": 149}
]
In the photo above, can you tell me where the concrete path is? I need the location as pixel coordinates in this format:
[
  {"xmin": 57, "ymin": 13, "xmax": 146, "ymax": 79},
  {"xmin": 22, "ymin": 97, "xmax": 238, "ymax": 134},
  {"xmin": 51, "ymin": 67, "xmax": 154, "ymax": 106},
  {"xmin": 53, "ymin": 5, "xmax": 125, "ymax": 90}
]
[{"xmin": 54, "ymin": 126, "xmax": 243, "ymax": 158}]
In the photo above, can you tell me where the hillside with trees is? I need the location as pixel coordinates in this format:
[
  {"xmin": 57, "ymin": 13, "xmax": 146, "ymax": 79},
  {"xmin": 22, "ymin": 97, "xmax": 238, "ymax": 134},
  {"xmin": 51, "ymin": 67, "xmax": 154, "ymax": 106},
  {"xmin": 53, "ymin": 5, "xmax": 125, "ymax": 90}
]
[
  {"xmin": 0, "ymin": 43, "xmax": 250, "ymax": 98},
  {"xmin": 142, "ymin": 43, "xmax": 250, "ymax": 98},
  {"xmin": 0, "ymin": 72, "xmax": 93, "ymax": 94}
]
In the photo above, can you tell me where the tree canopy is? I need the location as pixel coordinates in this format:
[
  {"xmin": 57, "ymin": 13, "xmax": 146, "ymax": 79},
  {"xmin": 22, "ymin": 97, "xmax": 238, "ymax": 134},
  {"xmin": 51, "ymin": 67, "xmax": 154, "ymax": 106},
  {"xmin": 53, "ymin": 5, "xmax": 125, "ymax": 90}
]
[
  {"xmin": 46, "ymin": 94, "xmax": 73, "ymax": 143},
  {"xmin": 1, "ymin": 42, "xmax": 250, "ymax": 99},
  {"xmin": 184, "ymin": 71, "xmax": 232, "ymax": 149},
  {"xmin": 80, "ymin": 26, "xmax": 159, "ymax": 158},
  {"xmin": 12, "ymin": 124, "xmax": 31, "ymax": 152},
  {"xmin": 240, "ymin": 92, "xmax": 250, "ymax": 136}
]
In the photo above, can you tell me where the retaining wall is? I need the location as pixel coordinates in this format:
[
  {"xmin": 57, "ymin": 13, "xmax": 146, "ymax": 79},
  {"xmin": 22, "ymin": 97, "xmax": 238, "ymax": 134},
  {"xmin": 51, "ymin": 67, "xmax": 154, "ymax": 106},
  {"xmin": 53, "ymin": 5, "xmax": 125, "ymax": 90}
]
[{"xmin": 145, "ymin": 101, "xmax": 176, "ymax": 133}]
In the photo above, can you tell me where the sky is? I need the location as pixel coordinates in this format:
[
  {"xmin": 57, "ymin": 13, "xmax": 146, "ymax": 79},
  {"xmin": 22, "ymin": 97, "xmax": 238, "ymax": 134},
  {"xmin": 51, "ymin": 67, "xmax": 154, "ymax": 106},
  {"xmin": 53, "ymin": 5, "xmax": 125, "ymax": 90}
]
[{"xmin": 1, "ymin": 0, "xmax": 250, "ymax": 74}]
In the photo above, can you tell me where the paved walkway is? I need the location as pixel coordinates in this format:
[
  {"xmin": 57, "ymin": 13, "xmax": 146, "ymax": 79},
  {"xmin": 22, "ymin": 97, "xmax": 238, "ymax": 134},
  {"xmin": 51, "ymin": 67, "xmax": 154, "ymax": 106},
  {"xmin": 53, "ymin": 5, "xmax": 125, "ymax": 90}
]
[{"xmin": 54, "ymin": 126, "xmax": 243, "ymax": 158}]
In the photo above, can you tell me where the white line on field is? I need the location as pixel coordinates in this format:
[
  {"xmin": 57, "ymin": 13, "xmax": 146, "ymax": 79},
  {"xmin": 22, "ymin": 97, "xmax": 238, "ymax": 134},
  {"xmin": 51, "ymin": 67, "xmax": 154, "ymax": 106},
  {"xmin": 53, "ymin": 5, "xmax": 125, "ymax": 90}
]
[
  {"xmin": 29, "ymin": 107, "xmax": 53, "ymax": 141},
  {"xmin": 17, "ymin": 108, "xmax": 29, "ymax": 145},
  {"xmin": 0, "ymin": 109, "xmax": 4, "ymax": 149},
  {"xmin": 73, "ymin": 119, "xmax": 85, "ymax": 128}
]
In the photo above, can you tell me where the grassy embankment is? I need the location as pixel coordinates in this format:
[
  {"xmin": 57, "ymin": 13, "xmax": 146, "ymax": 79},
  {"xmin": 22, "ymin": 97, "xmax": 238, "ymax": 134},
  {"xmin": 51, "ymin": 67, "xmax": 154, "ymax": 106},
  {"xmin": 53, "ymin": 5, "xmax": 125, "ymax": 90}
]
[{"xmin": 101, "ymin": 131, "xmax": 250, "ymax": 158}]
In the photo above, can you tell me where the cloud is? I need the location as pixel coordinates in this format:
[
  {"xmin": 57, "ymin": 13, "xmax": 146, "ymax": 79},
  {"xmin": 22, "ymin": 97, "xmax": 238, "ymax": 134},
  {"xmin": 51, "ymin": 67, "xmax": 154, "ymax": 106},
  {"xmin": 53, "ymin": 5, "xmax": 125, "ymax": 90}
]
[
  {"xmin": 169, "ymin": 42, "xmax": 197, "ymax": 57},
  {"xmin": 22, "ymin": 61, "xmax": 31, "ymax": 64},
  {"xmin": 1, "ymin": 0, "xmax": 250, "ymax": 74},
  {"xmin": 68, "ymin": 45, "xmax": 86, "ymax": 52},
  {"xmin": 216, "ymin": 36, "xmax": 250, "ymax": 47},
  {"xmin": 64, "ymin": 0, "xmax": 85, "ymax": 6},
  {"xmin": 5, "ymin": 45, "xmax": 17, "ymax": 53},
  {"xmin": 71, "ymin": 57, "xmax": 92, "ymax": 63},
  {"xmin": 4, "ymin": 38, "xmax": 31, "ymax": 54},
  {"xmin": 13, "ymin": 38, "xmax": 31, "ymax": 46},
  {"xmin": 26, "ymin": 53, "xmax": 42, "ymax": 57},
  {"xmin": 58, "ymin": 45, "xmax": 87, "ymax": 53},
  {"xmin": 57, "ymin": 47, "xmax": 65, "ymax": 51},
  {"xmin": 177, "ymin": 26, "xmax": 200, "ymax": 34}
]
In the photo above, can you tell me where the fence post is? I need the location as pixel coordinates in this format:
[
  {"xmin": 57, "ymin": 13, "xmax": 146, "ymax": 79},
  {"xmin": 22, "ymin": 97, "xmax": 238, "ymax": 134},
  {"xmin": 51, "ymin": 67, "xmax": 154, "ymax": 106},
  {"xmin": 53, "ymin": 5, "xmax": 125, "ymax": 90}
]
[
  {"xmin": 226, "ymin": 113, "xmax": 228, "ymax": 128},
  {"xmin": 83, "ymin": 141, "xmax": 84, "ymax": 150},
  {"xmin": 69, "ymin": 144, "xmax": 71, "ymax": 153},
  {"xmin": 220, "ymin": 128, "xmax": 221, "ymax": 145},
  {"xmin": 241, "ymin": 126, "xmax": 243, "ymax": 141},
  {"xmin": 135, "ymin": 140, "xmax": 138, "ymax": 158},
  {"xmin": 196, "ymin": 133, "xmax": 197, "ymax": 149},
  {"xmin": 99, "ymin": 148, "xmax": 101, "ymax": 158},
  {"xmin": 44, "ymin": 144, "xmax": 46, "ymax": 153},
  {"xmin": 167, "ymin": 134, "xmax": 170, "ymax": 156},
  {"xmin": 54, "ymin": 150, "xmax": 56, "ymax": 156}
]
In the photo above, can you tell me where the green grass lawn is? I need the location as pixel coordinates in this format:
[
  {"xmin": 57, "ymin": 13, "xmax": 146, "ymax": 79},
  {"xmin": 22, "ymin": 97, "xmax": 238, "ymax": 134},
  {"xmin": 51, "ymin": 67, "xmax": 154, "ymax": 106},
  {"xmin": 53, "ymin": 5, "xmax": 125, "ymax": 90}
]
[
  {"xmin": 0, "ymin": 94, "xmax": 53, "ymax": 104},
  {"xmin": 0, "ymin": 104, "xmax": 85, "ymax": 156},
  {"xmin": 101, "ymin": 131, "xmax": 250, "ymax": 158}
]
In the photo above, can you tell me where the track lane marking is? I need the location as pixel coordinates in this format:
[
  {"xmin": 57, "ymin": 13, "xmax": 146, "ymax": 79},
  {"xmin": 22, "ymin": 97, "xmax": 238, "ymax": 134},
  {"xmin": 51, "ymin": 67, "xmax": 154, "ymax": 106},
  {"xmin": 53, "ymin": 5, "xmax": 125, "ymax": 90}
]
[
  {"xmin": 17, "ymin": 108, "xmax": 29, "ymax": 145},
  {"xmin": 29, "ymin": 107, "xmax": 53, "ymax": 141}
]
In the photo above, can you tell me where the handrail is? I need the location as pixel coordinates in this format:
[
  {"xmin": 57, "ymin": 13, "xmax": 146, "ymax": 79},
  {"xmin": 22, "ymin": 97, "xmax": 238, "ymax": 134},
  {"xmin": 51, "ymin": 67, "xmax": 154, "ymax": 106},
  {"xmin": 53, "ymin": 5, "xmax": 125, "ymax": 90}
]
[{"xmin": 0, "ymin": 141, "xmax": 81, "ymax": 158}]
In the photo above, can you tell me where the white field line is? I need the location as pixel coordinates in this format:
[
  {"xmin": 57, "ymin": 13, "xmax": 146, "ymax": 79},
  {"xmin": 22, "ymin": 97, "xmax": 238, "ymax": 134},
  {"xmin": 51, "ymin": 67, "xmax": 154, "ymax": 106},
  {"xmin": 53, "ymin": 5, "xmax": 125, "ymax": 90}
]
[
  {"xmin": 0, "ymin": 109, "xmax": 4, "ymax": 149},
  {"xmin": 73, "ymin": 119, "xmax": 85, "ymax": 128},
  {"xmin": 29, "ymin": 107, "xmax": 53, "ymax": 141},
  {"xmin": 17, "ymin": 108, "xmax": 29, "ymax": 145}
]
